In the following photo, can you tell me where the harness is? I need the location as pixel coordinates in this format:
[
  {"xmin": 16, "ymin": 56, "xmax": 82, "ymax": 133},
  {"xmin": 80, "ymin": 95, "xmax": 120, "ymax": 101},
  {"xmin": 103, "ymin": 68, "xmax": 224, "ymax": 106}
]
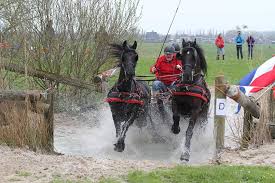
[
  {"xmin": 172, "ymin": 83, "xmax": 210, "ymax": 103},
  {"xmin": 105, "ymin": 80, "xmax": 146, "ymax": 106},
  {"xmin": 105, "ymin": 91, "xmax": 144, "ymax": 105},
  {"xmin": 172, "ymin": 43, "xmax": 210, "ymax": 103}
]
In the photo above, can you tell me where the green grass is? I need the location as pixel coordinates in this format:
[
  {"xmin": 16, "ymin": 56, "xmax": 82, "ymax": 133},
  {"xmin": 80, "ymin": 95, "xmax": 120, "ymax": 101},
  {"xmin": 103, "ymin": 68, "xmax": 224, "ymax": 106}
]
[
  {"xmin": 47, "ymin": 165, "xmax": 275, "ymax": 182},
  {"xmin": 136, "ymin": 43, "xmax": 275, "ymax": 85},
  {"xmin": 124, "ymin": 165, "xmax": 275, "ymax": 183}
]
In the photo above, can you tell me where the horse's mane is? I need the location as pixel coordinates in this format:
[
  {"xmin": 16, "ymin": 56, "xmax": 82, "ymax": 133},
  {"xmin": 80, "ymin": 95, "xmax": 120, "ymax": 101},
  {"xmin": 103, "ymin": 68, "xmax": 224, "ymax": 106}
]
[
  {"xmin": 182, "ymin": 41, "xmax": 207, "ymax": 75},
  {"xmin": 109, "ymin": 42, "xmax": 136, "ymax": 62},
  {"xmin": 110, "ymin": 43, "xmax": 124, "ymax": 61}
]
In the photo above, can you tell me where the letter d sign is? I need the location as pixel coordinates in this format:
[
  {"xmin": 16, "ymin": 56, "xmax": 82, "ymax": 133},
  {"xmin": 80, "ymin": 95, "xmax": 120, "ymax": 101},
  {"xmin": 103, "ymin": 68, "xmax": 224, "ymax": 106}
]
[{"xmin": 216, "ymin": 98, "xmax": 226, "ymax": 116}]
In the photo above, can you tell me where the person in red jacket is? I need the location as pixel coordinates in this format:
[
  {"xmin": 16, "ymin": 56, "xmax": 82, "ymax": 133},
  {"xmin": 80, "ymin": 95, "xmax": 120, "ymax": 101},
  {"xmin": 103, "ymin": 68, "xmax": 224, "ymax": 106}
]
[
  {"xmin": 215, "ymin": 33, "xmax": 225, "ymax": 60},
  {"xmin": 150, "ymin": 45, "xmax": 183, "ymax": 110}
]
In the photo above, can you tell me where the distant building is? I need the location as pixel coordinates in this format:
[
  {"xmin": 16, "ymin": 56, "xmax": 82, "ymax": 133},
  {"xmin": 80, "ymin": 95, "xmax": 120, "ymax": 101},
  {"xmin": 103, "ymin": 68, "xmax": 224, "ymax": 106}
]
[
  {"xmin": 272, "ymin": 41, "xmax": 275, "ymax": 44},
  {"xmin": 144, "ymin": 31, "xmax": 160, "ymax": 42}
]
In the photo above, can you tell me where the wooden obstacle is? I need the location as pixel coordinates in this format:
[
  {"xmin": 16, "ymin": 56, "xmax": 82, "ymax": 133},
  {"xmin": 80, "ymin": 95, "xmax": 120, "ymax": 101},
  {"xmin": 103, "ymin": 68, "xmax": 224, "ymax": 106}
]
[
  {"xmin": 214, "ymin": 75, "xmax": 275, "ymax": 154},
  {"xmin": 0, "ymin": 90, "xmax": 54, "ymax": 151}
]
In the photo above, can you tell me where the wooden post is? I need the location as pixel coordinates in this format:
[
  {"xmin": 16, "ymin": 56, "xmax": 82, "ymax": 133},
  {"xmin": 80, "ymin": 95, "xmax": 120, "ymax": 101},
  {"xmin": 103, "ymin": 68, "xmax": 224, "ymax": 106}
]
[
  {"xmin": 0, "ymin": 32, "xmax": 2, "ymax": 88},
  {"xmin": 45, "ymin": 93, "xmax": 54, "ymax": 151},
  {"xmin": 269, "ymin": 89, "xmax": 275, "ymax": 139},
  {"xmin": 241, "ymin": 110, "xmax": 253, "ymax": 148},
  {"xmin": 270, "ymin": 89, "xmax": 275, "ymax": 124},
  {"xmin": 214, "ymin": 75, "xmax": 226, "ymax": 155}
]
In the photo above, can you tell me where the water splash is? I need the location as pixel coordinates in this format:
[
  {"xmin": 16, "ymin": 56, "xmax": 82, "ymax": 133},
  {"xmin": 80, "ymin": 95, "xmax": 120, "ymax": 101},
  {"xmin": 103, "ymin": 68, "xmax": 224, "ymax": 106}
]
[{"xmin": 54, "ymin": 104, "xmax": 216, "ymax": 164}]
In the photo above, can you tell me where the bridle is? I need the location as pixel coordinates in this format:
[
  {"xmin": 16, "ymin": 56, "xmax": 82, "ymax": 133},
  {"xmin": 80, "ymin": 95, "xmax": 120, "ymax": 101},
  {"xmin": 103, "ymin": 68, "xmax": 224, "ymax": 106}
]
[
  {"xmin": 119, "ymin": 48, "xmax": 137, "ymax": 81},
  {"xmin": 181, "ymin": 45, "xmax": 202, "ymax": 83}
]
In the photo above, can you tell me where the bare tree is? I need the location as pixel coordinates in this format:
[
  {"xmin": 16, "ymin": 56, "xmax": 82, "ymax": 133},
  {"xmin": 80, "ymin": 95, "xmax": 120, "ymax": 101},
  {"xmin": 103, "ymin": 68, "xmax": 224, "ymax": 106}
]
[{"xmin": 0, "ymin": 0, "xmax": 141, "ymax": 92}]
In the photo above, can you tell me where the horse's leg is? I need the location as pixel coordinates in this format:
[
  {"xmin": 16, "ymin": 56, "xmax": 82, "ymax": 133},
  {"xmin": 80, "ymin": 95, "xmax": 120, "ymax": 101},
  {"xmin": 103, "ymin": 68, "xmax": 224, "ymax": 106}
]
[
  {"xmin": 180, "ymin": 109, "xmax": 200, "ymax": 162},
  {"xmin": 171, "ymin": 102, "xmax": 180, "ymax": 134},
  {"xmin": 114, "ymin": 112, "xmax": 137, "ymax": 152},
  {"xmin": 112, "ymin": 114, "xmax": 122, "ymax": 138}
]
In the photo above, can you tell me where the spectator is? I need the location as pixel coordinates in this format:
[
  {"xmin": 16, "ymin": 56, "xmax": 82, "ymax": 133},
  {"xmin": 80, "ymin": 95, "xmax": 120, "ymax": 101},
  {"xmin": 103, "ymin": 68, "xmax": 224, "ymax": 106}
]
[
  {"xmin": 150, "ymin": 45, "xmax": 182, "ymax": 110},
  {"xmin": 215, "ymin": 33, "xmax": 225, "ymax": 60},
  {"xmin": 234, "ymin": 31, "xmax": 244, "ymax": 60},
  {"xmin": 246, "ymin": 34, "xmax": 255, "ymax": 60}
]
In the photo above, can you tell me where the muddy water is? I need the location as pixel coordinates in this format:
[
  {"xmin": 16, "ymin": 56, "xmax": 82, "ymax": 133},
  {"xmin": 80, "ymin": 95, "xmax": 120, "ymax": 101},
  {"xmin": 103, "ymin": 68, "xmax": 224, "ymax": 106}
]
[{"xmin": 54, "ymin": 97, "xmax": 241, "ymax": 164}]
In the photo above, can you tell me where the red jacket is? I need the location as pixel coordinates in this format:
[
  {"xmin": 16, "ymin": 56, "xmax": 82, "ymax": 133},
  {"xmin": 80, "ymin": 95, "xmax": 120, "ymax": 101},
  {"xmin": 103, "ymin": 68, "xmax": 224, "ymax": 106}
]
[
  {"xmin": 150, "ymin": 55, "xmax": 182, "ymax": 85},
  {"xmin": 215, "ymin": 36, "xmax": 224, "ymax": 48}
]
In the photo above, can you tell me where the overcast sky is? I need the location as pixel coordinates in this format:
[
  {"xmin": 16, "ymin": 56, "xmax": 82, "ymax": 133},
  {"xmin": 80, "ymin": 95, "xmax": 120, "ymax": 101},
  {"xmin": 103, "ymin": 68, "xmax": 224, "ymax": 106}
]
[{"xmin": 138, "ymin": 0, "xmax": 275, "ymax": 34}]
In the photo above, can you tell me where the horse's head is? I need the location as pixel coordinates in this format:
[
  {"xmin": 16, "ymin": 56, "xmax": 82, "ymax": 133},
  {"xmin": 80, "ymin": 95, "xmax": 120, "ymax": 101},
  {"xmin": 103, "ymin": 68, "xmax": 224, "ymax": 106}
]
[
  {"xmin": 176, "ymin": 39, "xmax": 207, "ymax": 84},
  {"xmin": 111, "ymin": 40, "xmax": 138, "ymax": 80}
]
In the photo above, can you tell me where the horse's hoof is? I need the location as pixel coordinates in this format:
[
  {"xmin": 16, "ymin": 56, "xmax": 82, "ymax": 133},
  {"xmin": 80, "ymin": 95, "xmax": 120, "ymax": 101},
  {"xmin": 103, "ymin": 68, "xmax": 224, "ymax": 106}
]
[
  {"xmin": 171, "ymin": 124, "xmax": 180, "ymax": 134},
  {"xmin": 114, "ymin": 141, "xmax": 125, "ymax": 152},
  {"xmin": 180, "ymin": 152, "xmax": 190, "ymax": 162}
]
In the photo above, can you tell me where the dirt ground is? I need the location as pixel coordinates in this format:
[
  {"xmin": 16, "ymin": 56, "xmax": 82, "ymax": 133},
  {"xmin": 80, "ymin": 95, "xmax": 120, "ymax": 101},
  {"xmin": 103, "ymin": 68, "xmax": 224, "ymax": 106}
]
[
  {"xmin": 1, "ymin": 143, "xmax": 275, "ymax": 183},
  {"xmin": 0, "ymin": 145, "xmax": 176, "ymax": 183},
  {"xmin": 219, "ymin": 142, "xmax": 275, "ymax": 167}
]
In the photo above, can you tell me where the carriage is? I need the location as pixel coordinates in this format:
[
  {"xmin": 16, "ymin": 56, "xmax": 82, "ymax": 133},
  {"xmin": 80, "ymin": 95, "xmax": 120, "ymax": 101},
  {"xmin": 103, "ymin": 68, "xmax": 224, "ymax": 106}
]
[{"xmin": 105, "ymin": 39, "xmax": 211, "ymax": 162}]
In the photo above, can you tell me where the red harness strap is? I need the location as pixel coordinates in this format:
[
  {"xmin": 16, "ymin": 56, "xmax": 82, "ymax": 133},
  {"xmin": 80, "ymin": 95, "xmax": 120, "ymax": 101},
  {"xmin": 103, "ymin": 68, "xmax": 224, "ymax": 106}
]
[
  {"xmin": 172, "ymin": 84, "xmax": 209, "ymax": 103},
  {"xmin": 105, "ymin": 98, "xmax": 144, "ymax": 105},
  {"xmin": 105, "ymin": 92, "xmax": 144, "ymax": 105},
  {"xmin": 172, "ymin": 91, "xmax": 208, "ymax": 103}
]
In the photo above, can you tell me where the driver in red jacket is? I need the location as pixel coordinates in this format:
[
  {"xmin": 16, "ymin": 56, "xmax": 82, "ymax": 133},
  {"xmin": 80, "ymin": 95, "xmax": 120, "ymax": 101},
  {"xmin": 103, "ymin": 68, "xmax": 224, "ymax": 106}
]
[{"xmin": 150, "ymin": 45, "xmax": 183, "ymax": 110}]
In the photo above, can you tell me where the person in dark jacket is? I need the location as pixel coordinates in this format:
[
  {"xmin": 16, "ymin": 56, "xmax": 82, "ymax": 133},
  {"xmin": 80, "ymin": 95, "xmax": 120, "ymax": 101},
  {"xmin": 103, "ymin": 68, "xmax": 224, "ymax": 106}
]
[
  {"xmin": 234, "ymin": 31, "xmax": 244, "ymax": 60},
  {"xmin": 246, "ymin": 34, "xmax": 255, "ymax": 59}
]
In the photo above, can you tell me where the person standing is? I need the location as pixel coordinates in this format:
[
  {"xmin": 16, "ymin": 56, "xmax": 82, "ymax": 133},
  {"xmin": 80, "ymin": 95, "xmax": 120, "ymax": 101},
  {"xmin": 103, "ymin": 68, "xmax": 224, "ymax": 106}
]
[
  {"xmin": 215, "ymin": 33, "xmax": 225, "ymax": 60},
  {"xmin": 234, "ymin": 31, "xmax": 244, "ymax": 60},
  {"xmin": 246, "ymin": 34, "xmax": 255, "ymax": 59}
]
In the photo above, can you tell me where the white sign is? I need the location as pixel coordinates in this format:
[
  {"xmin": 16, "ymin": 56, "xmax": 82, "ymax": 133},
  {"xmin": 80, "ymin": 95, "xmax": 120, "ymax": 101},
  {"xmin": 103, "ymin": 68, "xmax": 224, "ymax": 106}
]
[{"xmin": 215, "ymin": 98, "xmax": 227, "ymax": 116}]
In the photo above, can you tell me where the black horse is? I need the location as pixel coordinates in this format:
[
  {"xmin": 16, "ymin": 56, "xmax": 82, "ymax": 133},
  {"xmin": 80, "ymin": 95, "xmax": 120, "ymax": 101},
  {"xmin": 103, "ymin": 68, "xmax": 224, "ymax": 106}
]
[
  {"xmin": 171, "ymin": 39, "xmax": 211, "ymax": 162},
  {"xmin": 106, "ymin": 40, "xmax": 151, "ymax": 152}
]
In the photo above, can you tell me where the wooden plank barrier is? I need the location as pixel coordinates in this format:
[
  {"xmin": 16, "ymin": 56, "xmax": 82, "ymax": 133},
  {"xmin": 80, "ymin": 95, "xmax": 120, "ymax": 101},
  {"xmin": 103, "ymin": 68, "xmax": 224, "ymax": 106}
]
[
  {"xmin": 0, "ymin": 90, "xmax": 54, "ymax": 152},
  {"xmin": 225, "ymin": 85, "xmax": 260, "ymax": 119}
]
